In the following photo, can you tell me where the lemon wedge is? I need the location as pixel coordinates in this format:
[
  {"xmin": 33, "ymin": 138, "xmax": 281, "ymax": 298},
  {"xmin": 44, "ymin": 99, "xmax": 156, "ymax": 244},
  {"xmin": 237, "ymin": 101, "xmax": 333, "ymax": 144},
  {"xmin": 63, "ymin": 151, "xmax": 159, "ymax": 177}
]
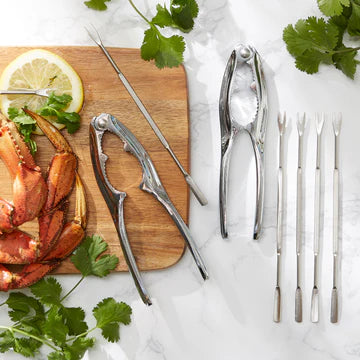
[{"xmin": 0, "ymin": 49, "xmax": 83, "ymax": 132}]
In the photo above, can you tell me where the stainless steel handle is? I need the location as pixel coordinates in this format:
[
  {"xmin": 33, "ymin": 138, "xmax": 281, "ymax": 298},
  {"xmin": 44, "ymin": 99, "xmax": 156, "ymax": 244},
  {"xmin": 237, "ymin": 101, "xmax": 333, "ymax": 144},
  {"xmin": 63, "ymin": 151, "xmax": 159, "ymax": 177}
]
[
  {"xmin": 251, "ymin": 135, "xmax": 265, "ymax": 240},
  {"xmin": 296, "ymin": 167, "xmax": 303, "ymax": 255},
  {"xmin": 314, "ymin": 169, "xmax": 321, "ymax": 255},
  {"xmin": 116, "ymin": 198, "xmax": 152, "ymax": 306},
  {"xmin": 219, "ymin": 135, "xmax": 234, "ymax": 239},
  {"xmin": 156, "ymin": 193, "xmax": 209, "ymax": 280}
]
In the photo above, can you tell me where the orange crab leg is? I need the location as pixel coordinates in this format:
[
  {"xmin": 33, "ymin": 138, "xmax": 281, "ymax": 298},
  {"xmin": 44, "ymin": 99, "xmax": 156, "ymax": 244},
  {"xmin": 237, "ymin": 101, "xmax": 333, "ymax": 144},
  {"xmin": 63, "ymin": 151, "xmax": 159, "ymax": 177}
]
[{"xmin": 0, "ymin": 113, "xmax": 47, "ymax": 232}]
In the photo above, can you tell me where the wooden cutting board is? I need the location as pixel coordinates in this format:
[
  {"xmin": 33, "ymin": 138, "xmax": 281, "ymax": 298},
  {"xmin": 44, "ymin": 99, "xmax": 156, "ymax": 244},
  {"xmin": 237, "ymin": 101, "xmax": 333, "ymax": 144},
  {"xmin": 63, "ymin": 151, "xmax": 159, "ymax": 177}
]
[{"xmin": 0, "ymin": 46, "xmax": 189, "ymax": 273}]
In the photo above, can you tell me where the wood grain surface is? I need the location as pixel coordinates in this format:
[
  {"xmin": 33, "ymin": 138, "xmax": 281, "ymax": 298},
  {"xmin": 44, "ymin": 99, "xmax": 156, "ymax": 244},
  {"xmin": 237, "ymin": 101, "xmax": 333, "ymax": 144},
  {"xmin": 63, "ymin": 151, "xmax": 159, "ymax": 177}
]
[{"xmin": 0, "ymin": 46, "xmax": 189, "ymax": 273}]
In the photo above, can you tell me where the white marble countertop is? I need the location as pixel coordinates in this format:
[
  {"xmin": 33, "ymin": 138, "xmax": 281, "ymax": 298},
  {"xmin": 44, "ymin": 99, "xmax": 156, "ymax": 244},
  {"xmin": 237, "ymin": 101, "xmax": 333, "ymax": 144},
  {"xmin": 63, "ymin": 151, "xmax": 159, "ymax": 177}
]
[{"xmin": 0, "ymin": 0, "xmax": 360, "ymax": 359}]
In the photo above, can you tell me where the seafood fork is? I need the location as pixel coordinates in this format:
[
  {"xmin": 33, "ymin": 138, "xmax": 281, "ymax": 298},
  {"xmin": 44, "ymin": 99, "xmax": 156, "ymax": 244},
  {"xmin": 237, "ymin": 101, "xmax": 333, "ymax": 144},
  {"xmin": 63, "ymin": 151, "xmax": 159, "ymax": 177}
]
[
  {"xmin": 0, "ymin": 88, "xmax": 51, "ymax": 97},
  {"xmin": 273, "ymin": 112, "xmax": 287, "ymax": 323},
  {"xmin": 311, "ymin": 113, "xmax": 325, "ymax": 323},
  {"xmin": 90, "ymin": 113, "xmax": 209, "ymax": 305},
  {"xmin": 295, "ymin": 113, "xmax": 306, "ymax": 323},
  {"xmin": 219, "ymin": 44, "xmax": 268, "ymax": 240}
]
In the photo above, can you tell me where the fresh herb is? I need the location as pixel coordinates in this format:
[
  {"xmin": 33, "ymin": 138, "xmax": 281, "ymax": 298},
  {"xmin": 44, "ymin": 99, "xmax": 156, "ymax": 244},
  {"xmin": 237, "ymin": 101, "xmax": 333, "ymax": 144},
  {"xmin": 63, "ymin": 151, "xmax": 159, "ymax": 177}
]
[
  {"xmin": 38, "ymin": 92, "xmax": 81, "ymax": 134},
  {"xmin": 8, "ymin": 107, "xmax": 37, "ymax": 155},
  {"xmin": 85, "ymin": 0, "xmax": 199, "ymax": 68},
  {"xmin": 0, "ymin": 235, "xmax": 129, "ymax": 360},
  {"xmin": 8, "ymin": 92, "xmax": 81, "ymax": 154},
  {"xmin": 283, "ymin": 0, "xmax": 360, "ymax": 78}
]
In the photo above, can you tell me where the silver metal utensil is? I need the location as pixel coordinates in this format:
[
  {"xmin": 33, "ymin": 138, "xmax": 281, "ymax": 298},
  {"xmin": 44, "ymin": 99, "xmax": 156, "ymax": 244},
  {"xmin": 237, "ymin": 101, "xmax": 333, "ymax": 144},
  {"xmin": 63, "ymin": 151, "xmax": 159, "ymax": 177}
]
[
  {"xmin": 295, "ymin": 113, "xmax": 306, "ymax": 323},
  {"xmin": 311, "ymin": 113, "xmax": 325, "ymax": 323},
  {"xmin": 85, "ymin": 25, "xmax": 208, "ymax": 207},
  {"xmin": 0, "ymin": 88, "xmax": 51, "ymax": 97},
  {"xmin": 90, "ymin": 114, "xmax": 208, "ymax": 304},
  {"xmin": 219, "ymin": 44, "xmax": 268, "ymax": 240},
  {"xmin": 331, "ymin": 113, "xmax": 342, "ymax": 323},
  {"xmin": 273, "ymin": 112, "xmax": 287, "ymax": 323}
]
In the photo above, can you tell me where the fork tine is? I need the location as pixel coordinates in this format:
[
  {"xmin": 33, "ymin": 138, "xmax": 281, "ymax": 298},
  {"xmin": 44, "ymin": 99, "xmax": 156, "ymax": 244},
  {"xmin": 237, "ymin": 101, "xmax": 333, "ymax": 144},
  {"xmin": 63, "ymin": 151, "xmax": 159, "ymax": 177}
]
[
  {"xmin": 277, "ymin": 112, "xmax": 287, "ymax": 135},
  {"xmin": 332, "ymin": 113, "xmax": 342, "ymax": 136},
  {"xmin": 297, "ymin": 112, "xmax": 306, "ymax": 136},
  {"xmin": 315, "ymin": 113, "xmax": 325, "ymax": 135},
  {"xmin": 85, "ymin": 24, "xmax": 102, "ymax": 46}
]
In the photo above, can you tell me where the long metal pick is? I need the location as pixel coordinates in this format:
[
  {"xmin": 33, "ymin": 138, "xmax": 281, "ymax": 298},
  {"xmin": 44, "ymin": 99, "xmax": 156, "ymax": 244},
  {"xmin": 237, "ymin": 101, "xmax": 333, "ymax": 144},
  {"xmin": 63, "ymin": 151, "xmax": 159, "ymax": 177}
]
[
  {"xmin": 311, "ymin": 113, "xmax": 325, "ymax": 323},
  {"xmin": 274, "ymin": 112, "xmax": 287, "ymax": 323},
  {"xmin": 331, "ymin": 113, "xmax": 342, "ymax": 323},
  {"xmin": 295, "ymin": 113, "xmax": 305, "ymax": 323},
  {"xmin": 85, "ymin": 25, "xmax": 208, "ymax": 206}
]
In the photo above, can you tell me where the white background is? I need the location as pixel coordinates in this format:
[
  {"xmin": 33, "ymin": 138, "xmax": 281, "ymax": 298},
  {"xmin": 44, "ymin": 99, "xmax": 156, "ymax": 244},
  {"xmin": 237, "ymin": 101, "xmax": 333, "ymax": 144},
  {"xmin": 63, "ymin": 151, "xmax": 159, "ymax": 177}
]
[{"xmin": 0, "ymin": 0, "xmax": 359, "ymax": 359}]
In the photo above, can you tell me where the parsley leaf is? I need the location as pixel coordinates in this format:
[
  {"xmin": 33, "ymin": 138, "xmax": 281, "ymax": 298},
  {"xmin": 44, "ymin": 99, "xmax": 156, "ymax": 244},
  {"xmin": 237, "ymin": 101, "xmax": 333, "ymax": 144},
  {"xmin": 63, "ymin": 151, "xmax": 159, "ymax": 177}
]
[
  {"xmin": 71, "ymin": 235, "xmax": 119, "ymax": 277},
  {"xmin": 348, "ymin": 1, "xmax": 360, "ymax": 35},
  {"xmin": 93, "ymin": 298, "xmax": 132, "ymax": 342},
  {"xmin": 13, "ymin": 337, "xmax": 41, "ymax": 358},
  {"xmin": 170, "ymin": 0, "xmax": 199, "ymax": 32},
  {"xmin": 0, "ymin": 330, "xmax": 15, "ymax": 353},
  {"xmin": 43, "ymin": 306, "xmax": 69, "ymax": 346},
  {"xmin": 84, "ymin": 0, "xmax": 111, "ymax": 11},
  {"xmin": 30, "ymin": 277, "xmax": 62, "ymax": 306},
  {"xmin": 317, "ymin": 0, "xmax": 350, "ymax": 16}
]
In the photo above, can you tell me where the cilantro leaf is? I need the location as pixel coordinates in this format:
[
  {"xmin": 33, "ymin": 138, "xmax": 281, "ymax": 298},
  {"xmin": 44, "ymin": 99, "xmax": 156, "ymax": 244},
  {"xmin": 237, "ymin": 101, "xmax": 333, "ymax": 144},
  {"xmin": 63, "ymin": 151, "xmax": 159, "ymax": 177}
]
[
  {"xmin": 48, "ymin": 352, "xmax": 66, "ymax": 360},
  {"xmin": 6, "ymin": 292, "xmax": 44, "ymax": 322},
  {"xmin": 43, "ymin": 306, "xmax": 69, "ymax": 346},
  {"xmin": 13, "ymin": 337, "xmax": 41, "ymax": 358},
  {"xmin": 152, "ymin": 4, "xmax": 173, "ymax": 27},
  {"xmin": 333, "ymin": 47, "xmax": 358, "ymax": 78},
  {"xmin": 84, "ymin": 0, "xmax": 111, "ymax": 11},
  {"xmin": 93, "ymin": 298, "xmax": 132, "ymax": 342},
  {"xmin": 283, "ymin": 17, "xmax": 342, "ymax": 74},
  {"xmin": 170, "ymin": 0, "xmax": 199, "ymax": 32},
  {"xmin": 71, "ymin": 235, "xmax": 119, "ymax": 277},
  {"xmin": 30, "ymin": 277, "xmax": 62, "ymax": 306},
  {"xmin": 0, "ymin": 330, "xmax": 15, "ymax": 353},
  {"xmin": 63, "ymin": 337, "xmax": 95, "ymax": 360},
  {"xmin": 60, "ymin": 307, "xmax": 88, "ymax": 336},
  {"xmin": 348, "ymin": 1, "xmax": 360, "ymax": 35},
  {"xmin": 318, "ymin": 0, "xmax": 350, "ymax": 16},
  {"xmin": 141, "ymin": 28, "xmax": 185, "ymax": 68}
]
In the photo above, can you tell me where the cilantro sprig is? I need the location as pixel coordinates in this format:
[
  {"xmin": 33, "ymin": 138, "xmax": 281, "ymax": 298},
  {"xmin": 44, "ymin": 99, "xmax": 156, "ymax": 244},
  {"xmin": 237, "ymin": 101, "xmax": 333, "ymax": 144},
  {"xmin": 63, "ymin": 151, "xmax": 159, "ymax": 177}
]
[
  {"xmin": 0, "ymin": 235, "xmax": 130, "ymax": 360},
  {"xmin": 8, "ymin": 92, "xmax": 81, "ymax": 154},
  {"xmin": 283, "ymin": 0, "xmax": 360, "ymax": 78},
  {"xmin": 85, "ymin": 0, "xmax": 199, "ymax": 68}
]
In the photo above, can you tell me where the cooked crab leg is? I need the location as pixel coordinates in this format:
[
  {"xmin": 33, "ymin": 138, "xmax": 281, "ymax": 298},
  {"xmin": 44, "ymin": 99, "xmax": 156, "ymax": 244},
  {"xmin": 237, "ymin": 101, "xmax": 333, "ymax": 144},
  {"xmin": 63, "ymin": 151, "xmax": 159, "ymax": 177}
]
[
  {"xmin": 0, "ymin": 113, "xmax": 47, "ymax": 232},
  {"xmin": 0, "ymin": 111, "xmax": 86, "ymax": 290}
]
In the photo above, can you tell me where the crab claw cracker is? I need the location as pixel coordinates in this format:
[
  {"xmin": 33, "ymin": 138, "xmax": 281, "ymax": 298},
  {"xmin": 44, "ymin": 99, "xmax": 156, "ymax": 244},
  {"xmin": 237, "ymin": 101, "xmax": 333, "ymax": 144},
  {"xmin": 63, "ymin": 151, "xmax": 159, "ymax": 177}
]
[
  {"xmin": 219, "ymin": 44, "xmax": 268, "ymax": 240},
  {"xmin": 89, "ymin": 113, "xmax": 209, "ymax": 306}
]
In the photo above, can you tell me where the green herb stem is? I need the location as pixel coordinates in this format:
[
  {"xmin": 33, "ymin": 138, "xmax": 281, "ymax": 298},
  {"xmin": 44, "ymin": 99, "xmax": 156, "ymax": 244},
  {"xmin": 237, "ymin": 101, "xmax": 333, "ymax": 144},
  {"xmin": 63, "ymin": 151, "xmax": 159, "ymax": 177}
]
[
  {"xmin": 60, "ymin": 276, "xmax": 85, "ymax": 303},
  {"xmin": 127, "ymin": 0, "xmax": 152, "ymax": 26},
  {"xmin": 66, "ymin": 326, "xmax": 98, "ymax": 342},
  {"xmin": 0, "ymin": 325, "xmax": 58, "ymax": 351}
]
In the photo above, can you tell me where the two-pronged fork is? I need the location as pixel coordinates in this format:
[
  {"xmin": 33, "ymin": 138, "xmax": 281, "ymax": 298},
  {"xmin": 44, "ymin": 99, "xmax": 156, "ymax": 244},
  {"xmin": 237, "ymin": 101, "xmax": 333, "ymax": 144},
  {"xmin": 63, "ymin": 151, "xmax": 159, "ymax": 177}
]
[
  {"xmin": 273, "ymin": 112, "xmax": 287, "ymax": 322},
  {"xmin": 311, "ymin": 113, "xmax": 325, "ymax": 323}
]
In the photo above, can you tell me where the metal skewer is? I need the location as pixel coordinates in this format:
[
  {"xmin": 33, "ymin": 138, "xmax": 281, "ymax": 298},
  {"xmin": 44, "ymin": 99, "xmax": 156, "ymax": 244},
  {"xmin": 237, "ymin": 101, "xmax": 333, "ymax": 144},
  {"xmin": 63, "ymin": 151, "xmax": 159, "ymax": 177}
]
[
  {"xmin": 273, "ymin": 112, "xmax": 287, "ymax": 323},
  {"xmin": 85, "ymin": 25, "xmax": 208, "ymax": 206},
  {"xmin": 0, "ymin": 88, "xmax": 51, "ymax": 97},
  {"xmin": 311, "ymin": 113, "xmax": 325, "ymax": 323},
  {"xmin": 295, "ymin": 113, "xmax": 305, "ymax": 323},
  {"xmin": 331, "ymin": 113, "xmax": 342, "ymax": 323}
]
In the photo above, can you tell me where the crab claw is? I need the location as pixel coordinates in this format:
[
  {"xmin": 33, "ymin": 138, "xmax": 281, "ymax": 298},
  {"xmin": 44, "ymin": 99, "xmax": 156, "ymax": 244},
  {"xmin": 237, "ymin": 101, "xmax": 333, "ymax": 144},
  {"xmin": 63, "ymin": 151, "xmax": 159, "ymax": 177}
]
[{"xmin": 0, "ymin": 113, "xmax": 47, "ymax": 232}]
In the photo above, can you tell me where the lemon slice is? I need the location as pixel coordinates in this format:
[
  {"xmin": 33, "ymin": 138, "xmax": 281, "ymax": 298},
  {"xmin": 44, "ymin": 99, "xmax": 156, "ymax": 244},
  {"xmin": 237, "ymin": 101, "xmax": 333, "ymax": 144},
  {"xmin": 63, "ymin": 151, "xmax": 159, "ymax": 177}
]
[{"xmin": 0, "ymin": 49, "xmax": 83, "ymax": 132}]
